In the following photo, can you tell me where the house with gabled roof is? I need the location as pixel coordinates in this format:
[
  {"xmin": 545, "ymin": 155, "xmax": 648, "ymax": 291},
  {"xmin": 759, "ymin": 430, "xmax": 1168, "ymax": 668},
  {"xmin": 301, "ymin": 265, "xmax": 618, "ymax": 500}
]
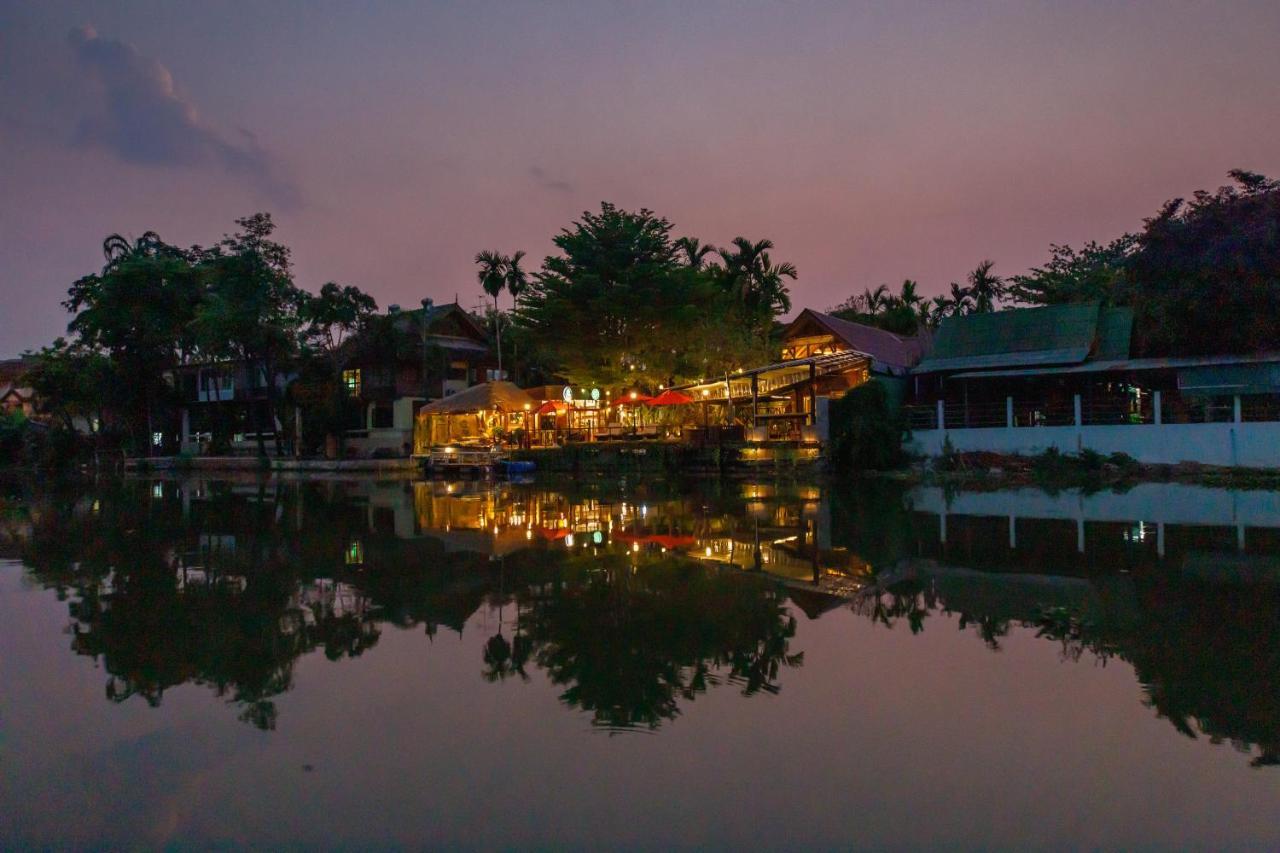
[{"xmin": 338, "ymin": 299, "xmax": 497, "ymax": 456}]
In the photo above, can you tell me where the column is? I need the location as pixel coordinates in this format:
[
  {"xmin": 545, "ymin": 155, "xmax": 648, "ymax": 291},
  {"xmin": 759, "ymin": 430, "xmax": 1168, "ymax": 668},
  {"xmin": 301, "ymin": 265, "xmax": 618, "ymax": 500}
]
[
  {"xmin": 936, "ymin": 399, "xmax": 946, "ymax": 431},
  {"xmin": 1153, "ymin": 390, "xmax": 1162, "ymax": 426},
  {"xmin": 1008, "ymin": 515, "xmax": 1017, "ymax": 549},
  {"xmin": 751, "ymin": 374, "xmax": 759, "ymax": 428},
  {"xmin": 1234, "ymin": 395, "xmax": 1243, "ymax": 424},
  {"xmin": 1006, "ymin": 396, "xmax": 1014, "ymax": 429}
]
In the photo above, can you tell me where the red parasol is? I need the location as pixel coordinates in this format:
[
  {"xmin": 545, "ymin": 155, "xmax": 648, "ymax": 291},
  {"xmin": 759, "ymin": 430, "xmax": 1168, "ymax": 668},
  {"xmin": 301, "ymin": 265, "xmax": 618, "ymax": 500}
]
[
  {"xmin": 535, "ymin": 400, "xmax": 568, "ymax": 416},
  {"xmin": 644, "ymin": 389, "xmax": 695, "ymax": 407}
]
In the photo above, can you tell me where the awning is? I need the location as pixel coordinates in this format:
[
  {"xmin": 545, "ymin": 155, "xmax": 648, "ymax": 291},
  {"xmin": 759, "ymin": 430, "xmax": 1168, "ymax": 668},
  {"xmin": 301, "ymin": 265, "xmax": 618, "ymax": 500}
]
[{"xmin": 417, "ymin": 381, "xmax": 535, "ymax": 415}]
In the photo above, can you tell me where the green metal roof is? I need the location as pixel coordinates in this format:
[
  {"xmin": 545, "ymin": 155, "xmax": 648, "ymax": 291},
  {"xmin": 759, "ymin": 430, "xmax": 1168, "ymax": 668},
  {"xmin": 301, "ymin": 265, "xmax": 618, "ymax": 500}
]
[
  {"xmin": 915, "ymin": 303, "xmax": 1131, "ymax": 374},
  {"xmin": 1095, "ymin": 306, "xmax": 1133, "ymax": 361}
]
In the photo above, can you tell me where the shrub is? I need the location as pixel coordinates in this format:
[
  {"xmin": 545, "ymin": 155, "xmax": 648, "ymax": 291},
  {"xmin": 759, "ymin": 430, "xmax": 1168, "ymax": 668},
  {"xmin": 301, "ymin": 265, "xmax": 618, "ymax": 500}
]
[{"xmin": 828, "ymin": 381, "xmax": 907, "ymax": 471}]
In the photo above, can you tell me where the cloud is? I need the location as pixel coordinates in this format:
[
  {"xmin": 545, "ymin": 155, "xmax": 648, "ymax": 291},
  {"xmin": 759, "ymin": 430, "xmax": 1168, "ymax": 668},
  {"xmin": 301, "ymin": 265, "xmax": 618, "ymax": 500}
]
[
  {"xmin": 66, "ymin": 25, "xmax": 300, "ymax": 209},
  {"xmin": 529, "ymin": 164, "xmax": 574, "ymax": 193}
]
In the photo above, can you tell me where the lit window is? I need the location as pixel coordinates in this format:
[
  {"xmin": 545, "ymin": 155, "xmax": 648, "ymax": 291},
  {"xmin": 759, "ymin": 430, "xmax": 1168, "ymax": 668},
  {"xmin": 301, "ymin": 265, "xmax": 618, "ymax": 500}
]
[
  {"xmin": 345, "ymin": 540, "xmax": 364, "ymax": 565},
  {"xmin": 343, "ymin": 369, "xmax": 362, "ymax": 396}
]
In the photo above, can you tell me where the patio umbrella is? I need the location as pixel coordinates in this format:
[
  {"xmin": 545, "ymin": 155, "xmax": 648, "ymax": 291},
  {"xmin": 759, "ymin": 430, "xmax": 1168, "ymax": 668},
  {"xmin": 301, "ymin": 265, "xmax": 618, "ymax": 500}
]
[
  {"xmin": 535, "ymin": 400, "xmax": 568, "ymax": 416},
  {"xmin": 645, "ymin": 389, "xmax": 694, "ymax": 406}
]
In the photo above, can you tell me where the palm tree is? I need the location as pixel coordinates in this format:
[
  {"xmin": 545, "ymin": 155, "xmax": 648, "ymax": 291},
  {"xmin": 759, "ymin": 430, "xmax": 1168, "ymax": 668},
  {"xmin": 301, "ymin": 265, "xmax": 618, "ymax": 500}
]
[
  {"xmin": 675, "ymin": 236, "xmax": 716, "ymax": 270},
  {"xmin": 967, "ymin": 259, "xmax": 1004, "ymax": 313},
  {"xmin": 503, "ymin": 250, "xmax": 529, "ymax": 381},
  {"xmin": 101, "ymin": 231, "xmax": 166, "ymax": 272},
  {"xmin": 718, "ymin": 237, "xmax": 774, "ymax": 304},
  {"xmin": 947, "ymin": 281, "xmax": 974, "ymax": 316},
  {"xmin": 504, "ymin": 250, "xmax": 529, "ymax": 307},
  {"xmin": 862, "ymin": 283, "xmax": 891, "ymax": 314},
  {"xmin": 898, "ymin": 279, "xmax": 921, "ymax": 308},
  {"xmin": 475, "ymin": 250, "xmax": 507, "ymax": 376}
]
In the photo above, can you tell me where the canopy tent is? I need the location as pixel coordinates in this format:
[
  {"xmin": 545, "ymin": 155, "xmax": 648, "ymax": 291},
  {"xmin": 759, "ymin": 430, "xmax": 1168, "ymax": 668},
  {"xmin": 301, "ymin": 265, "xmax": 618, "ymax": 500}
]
[
  {"xmin": 415, "ymin": 381, "xmax": 536, "ymax": 452},
  {"xmin": 418, "ymin": 381, "xmax": 535, "ymax": 415}
]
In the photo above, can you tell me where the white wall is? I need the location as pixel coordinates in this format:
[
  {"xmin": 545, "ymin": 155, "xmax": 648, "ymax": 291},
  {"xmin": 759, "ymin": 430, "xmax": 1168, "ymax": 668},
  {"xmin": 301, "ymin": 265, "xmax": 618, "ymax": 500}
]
[{"xmin": 908, "ymin": 421, "xmax": 1280, "ymax": 468}]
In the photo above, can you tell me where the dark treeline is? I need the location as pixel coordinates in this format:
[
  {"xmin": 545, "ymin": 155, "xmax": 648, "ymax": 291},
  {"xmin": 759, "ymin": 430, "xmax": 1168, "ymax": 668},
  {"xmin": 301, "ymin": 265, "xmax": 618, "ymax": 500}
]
[
  {"xmin": 830, "ymin": 169, "xmax": 1280, "ymax": 358},
  {"xmin": 22, "ymin": 214, "xmax": 380, "ymax": 462}
]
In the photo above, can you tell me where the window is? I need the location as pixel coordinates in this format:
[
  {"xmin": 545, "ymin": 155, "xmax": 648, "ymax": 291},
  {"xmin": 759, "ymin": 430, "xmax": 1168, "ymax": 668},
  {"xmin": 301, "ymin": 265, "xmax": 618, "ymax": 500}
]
[
  {"xmin": 343, "ymin": 369, "xmax": 362, "ymax": 396},
  {"xmin": 447, "ymin": 361, "xmax": 469, "ymax": 381},
  {"xmin": 371, "ymin": 404, "xmax": 393, "ymax": 429}
]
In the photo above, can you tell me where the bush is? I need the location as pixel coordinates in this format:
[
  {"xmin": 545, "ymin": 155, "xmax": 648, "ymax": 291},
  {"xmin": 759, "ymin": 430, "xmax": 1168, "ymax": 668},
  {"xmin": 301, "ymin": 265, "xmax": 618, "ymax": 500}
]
[{"xmin": 827, "ymin": 381, "xmax": 907, "ymax": 471}]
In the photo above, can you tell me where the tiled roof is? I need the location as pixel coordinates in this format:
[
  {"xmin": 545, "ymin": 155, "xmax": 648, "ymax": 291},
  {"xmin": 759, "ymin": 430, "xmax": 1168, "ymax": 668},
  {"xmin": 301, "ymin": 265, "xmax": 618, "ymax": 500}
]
[{"xmin": 793, "ymin": 310, "xmax": 926, "ymax": 370}]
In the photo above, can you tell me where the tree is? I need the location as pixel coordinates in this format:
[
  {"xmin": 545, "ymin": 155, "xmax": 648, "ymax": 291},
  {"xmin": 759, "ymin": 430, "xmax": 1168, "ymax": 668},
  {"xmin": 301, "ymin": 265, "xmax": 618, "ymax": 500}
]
[
  {"xmin": 193, "ymin": 214, "xmax": 303, "ymax": 456},
  {"xmin": 966, "ymin": 259, "xmax": 1005, "ymax": 313},
  {"xmin": 294, "ymin": 282, "xmax": 378, "ymax": 454},
  {"xmin": 517, "ymin": 203, "xmax": 741, "ymax": 386},
  {"xmin": 1008, "ymin": 237, "xmax": 1135, "ymax": 306},
  {"xmin": 64, "ymin": 230, "xmax": 199, "ymax": 454},
  {"xmin": 475, "ymin": 250, "xmax": 507, "ymax": 376},
  {"xmin": 22, "ymin": 338, "xmax": 114, "ymax": 436},
  {"xmin": 1123, "ymin": 170, "xmax": 1280, "ymax": 356},
  {"xmin": 717, "ymin": 237, "xmax": 798, "ymax": 346},
  {"xmin": 675, "ymin": 236, "xmax": 717, "ymax": 270}
]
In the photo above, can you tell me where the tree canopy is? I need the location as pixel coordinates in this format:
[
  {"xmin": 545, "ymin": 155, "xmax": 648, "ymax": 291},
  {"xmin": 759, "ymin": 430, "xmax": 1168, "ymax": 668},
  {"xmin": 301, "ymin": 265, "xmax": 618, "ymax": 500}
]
[
  {"xmin": 1010, "ymin": 170, "xmax": 1280, "ymax": 357},
  {"xmin": 513, "ymin": 202, "xmax": 791, "ymax": 387}
]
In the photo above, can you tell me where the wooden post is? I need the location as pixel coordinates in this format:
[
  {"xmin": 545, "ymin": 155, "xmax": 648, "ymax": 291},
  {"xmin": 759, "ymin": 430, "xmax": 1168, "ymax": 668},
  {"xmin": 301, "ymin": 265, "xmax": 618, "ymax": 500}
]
[
  {"xmin": 751, "ymin": 374, "xmax": 759, "ymax": 428},
  {"xmin": 808, "ymin": 362, "xmax": 817, "ymax": 426}
]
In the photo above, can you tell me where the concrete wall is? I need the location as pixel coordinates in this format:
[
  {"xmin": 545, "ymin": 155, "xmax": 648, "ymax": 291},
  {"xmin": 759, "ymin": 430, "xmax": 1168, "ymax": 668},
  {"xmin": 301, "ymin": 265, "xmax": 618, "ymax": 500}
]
[{"xmin": 908, "ymin": 421, "xmax": 1280, "ymax": 468}]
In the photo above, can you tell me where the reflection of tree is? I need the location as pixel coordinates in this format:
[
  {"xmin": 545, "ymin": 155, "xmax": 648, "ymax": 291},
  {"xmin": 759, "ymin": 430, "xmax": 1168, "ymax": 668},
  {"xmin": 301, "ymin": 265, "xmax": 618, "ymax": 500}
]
[
  {"xmin": 1033, "ymin": 579, "xmax": 1280, "ymax": 767},
  {"xmin": 18, "ymin": 480, "xmax": 386, "ymax": 730},
  {"xmin": 859, "ymin": 568, "xmax": 1280, "ymax": 768},
  {"xmin": 514, "ymin": 554, "xmax": 802, "ymax": 731}
]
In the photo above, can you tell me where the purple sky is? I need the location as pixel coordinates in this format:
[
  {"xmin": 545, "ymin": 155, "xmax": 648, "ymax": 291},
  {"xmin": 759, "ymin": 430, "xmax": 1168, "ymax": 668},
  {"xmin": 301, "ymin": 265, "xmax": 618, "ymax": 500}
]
[{"xmin": 2, "ymin": 1, "xmax": 1278, "ymax": 356}]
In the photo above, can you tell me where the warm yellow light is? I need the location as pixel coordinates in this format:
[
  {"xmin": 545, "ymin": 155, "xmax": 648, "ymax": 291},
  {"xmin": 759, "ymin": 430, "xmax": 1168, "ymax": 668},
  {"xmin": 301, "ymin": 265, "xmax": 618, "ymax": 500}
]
[
  {"xmin": 523, "ymin": 403, "xmax": 531, "ymax": 410},
  {"xmin": 702, "ymin": 389, "xmax": 710, "ymax": 397},
  {"xmin": 629, "ymin": 391, "xmax": 637, "ymax": 400},
  {"xmin": 704, "ymin": 546, "xmax": 712, "ymax": 557}
]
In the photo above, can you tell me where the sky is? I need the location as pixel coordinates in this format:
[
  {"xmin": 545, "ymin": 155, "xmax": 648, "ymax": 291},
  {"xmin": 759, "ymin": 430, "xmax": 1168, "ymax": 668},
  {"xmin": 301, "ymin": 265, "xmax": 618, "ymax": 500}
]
[{"xmin": 2, "ymin": 0, "xmax": 1279, "ymax": 356}]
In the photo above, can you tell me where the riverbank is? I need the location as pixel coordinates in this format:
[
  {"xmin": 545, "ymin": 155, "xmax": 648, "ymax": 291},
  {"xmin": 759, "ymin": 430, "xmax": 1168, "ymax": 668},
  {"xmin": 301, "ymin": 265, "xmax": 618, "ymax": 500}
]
[{"xmin": 879, "ymin": 449, "xmax": 1280, "ymax": 491}]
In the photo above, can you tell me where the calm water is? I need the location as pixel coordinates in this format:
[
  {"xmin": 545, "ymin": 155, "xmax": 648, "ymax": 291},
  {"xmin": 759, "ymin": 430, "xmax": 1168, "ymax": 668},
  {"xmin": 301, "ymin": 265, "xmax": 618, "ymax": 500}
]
[{"xmin": 3, "ymin": 475, "xmax": 1280, "ymax": 848}]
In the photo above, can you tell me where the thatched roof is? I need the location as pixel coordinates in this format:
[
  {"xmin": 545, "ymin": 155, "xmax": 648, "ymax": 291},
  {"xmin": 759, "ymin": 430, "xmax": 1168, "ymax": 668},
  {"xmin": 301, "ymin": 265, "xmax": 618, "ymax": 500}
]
[{"xmin": 417, "ymin": 381, "xmax": 535, "ymax": 415}]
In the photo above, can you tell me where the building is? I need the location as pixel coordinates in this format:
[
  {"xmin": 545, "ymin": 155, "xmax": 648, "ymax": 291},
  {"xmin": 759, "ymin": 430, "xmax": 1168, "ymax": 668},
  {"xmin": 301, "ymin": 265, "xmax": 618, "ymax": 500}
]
[
  {"xmin": 676, "ymin": 308, "xmax": 929, "ymax": 441},
  {"xmin": 906, "ymin": 303, "xmax": 1280, "ymax": 467},
  {"xmin": 339, "ymin": 300, "xmax": 495, "ymax": 457},
  {"xmin": 0, "ymin": 358, "xmax": 35, "ymax": 418}
]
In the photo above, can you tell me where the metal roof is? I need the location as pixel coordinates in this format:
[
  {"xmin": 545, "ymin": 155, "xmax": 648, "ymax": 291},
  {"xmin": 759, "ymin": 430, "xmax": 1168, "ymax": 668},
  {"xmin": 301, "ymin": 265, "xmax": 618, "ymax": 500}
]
[
  {"xmin": 946, "ymin": 351, "xmax": 1280, "ymax": 380},
  {"xmin": 915, "ymin": 303, "xmax": 1105, "ymax": 373}
]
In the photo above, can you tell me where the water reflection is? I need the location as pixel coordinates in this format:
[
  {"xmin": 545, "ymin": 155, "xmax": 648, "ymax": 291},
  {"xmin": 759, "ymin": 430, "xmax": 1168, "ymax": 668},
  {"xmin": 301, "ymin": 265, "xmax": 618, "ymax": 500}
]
[{"xmin": 4, "ymin": 476, "xmax": 1280, "ymax": 761}]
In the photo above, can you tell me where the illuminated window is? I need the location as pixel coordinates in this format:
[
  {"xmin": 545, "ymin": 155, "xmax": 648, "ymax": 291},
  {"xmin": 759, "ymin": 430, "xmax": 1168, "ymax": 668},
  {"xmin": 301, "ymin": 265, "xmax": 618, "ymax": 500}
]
[
  {"xmin": 345, "ymin": 540, "xmax": 364, "ymax": 565},
  {"xmin": 343, "ymin": 369, "xmax": 362, "ymax": 396}
]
